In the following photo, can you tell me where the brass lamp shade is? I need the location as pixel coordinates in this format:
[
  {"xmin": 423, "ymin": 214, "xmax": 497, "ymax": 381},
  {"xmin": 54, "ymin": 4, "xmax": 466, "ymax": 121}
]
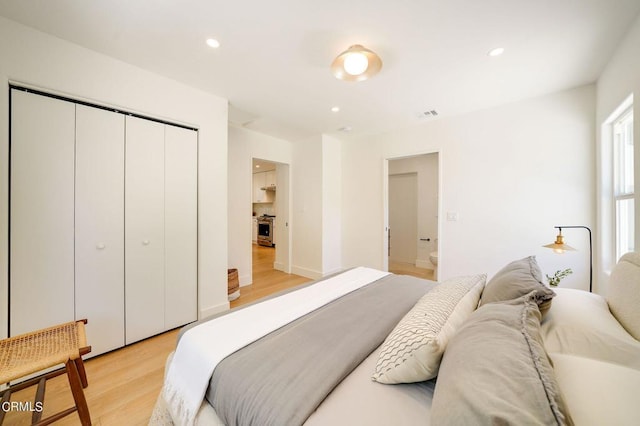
[
  {"xmin": 543, "ymin": 225, "xmax": 592, "ymax": 292},
  {"xmin": 331, "ymin": 45, "xmax": 383, "ymax": 82},
  {"xmin": 543, "ymin": 233, "xmax": 576, "ymax": 253}
]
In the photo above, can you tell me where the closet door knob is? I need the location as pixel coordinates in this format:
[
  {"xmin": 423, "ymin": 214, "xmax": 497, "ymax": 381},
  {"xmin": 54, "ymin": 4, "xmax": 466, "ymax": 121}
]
[
  {"xmin": 96, "ymin": 243, "xmax": 106, "ymax": 250},
  {"xmin": 142, "ymin": 240, "xmax": 150, "ymax": 246}
]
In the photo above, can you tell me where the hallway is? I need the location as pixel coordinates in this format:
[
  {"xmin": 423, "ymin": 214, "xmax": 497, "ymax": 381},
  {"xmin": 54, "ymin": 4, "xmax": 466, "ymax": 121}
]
[{"xmin": 230, "ymin": 245, "xmax": 310, "ymax": 308}]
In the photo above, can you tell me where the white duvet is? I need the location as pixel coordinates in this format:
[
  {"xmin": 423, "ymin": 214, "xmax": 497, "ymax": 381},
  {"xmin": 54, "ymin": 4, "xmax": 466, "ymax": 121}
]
[{"xmin": 162, "ymin": 267, "xmax": 389, "ymax": 426}]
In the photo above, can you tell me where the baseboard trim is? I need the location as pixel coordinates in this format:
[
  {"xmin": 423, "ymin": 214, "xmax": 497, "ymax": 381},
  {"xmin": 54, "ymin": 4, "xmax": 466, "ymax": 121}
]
[
  {"xmin": 199, "ymin": 301, "xmax": 229, "ymax": 319},
  {"xmin": 274, "ymin": 262, "xmax": 288, "ymax": 273},
  {"xmin": 291, "ymin": 265, "xmax": 323, "ymax": 280},
  {"xmin": 322, "ymin": 267, "xmax": 344, "ymax": 277},
  {"xmin": 239, "ymin": 273, "xmax": 252, "ymax": 287}
]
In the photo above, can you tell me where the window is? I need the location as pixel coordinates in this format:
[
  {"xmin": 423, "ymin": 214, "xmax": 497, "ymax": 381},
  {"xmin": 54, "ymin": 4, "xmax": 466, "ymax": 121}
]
[{"xmin": 613, "ymin": 107, "xmax": 634, "ymax": 260}]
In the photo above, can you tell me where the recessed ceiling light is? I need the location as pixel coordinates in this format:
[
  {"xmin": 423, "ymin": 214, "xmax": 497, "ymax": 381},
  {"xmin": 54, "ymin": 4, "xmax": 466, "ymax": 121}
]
[
  {"xmin": 206, "ymin": 38, "xmax": 221, "ymax": 48},
  {"xmin": 331, "ymin": 106, "xmax": 340, "ymax": 113},
  {"xmin": 488, "ymin": 47, "xmax": 504, "ymax": 57},
  {"xmin": 255, "ymin": 164, "xmax": 260, "ymax": 168},
  {"xmin": 338, "ymin": 126, "xmax": 352, "ymax": 133}
]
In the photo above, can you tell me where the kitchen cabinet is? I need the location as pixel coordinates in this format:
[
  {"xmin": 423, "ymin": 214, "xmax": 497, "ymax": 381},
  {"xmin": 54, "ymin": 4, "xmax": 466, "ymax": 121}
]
[
  {"xmin": 265, "ymin": 170, "xmax": 276, "ymax": 188},
  {"xmin": 253, "ymin": 171, "xmax": 274, "ymax": 203}
]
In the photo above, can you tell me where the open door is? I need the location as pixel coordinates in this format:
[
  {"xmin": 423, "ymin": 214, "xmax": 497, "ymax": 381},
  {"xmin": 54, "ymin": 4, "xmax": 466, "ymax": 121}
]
[
  {"xmin": 274, "ymin": 163, "xmax": 291, "ymax": 273},
  {"xmin": 384, "ymin": 153, "xmax": 440, "ymax": 279}
]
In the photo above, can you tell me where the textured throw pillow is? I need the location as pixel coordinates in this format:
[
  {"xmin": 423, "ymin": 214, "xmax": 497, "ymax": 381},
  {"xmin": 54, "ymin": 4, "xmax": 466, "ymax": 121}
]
[
  {"xmin": 431, "ymin": 292, "xmax": 573, "ymax": 426},
  {"xmin": 606, "ymin": 251, "xmax": 640, "ymax": 340},
  {"xmin": 480, "ymin": 256, "xmax": 555, "ymax": 314},
  {"xmin": 372, "ymin": 274, "xmax": 486, "ymax": 384}
]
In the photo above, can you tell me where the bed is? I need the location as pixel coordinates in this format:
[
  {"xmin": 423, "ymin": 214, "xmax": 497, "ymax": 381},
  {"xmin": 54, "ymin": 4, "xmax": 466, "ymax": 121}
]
[{"xmin": 151, "ymin": 252, "xmax": 640, "ymax": 426}]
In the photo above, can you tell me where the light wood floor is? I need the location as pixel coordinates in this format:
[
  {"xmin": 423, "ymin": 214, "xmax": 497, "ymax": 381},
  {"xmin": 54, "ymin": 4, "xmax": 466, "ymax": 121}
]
[
  {"xmin": 388, "ymin": 260, "xmax": 435, "ymax": 281},
  {"xmin": 231, "ymin": 244, "xmax": 310, "ymax": 308},
  {"xmin": 4, "ymin": 245, "xmax": 309, "ymax": 425}
]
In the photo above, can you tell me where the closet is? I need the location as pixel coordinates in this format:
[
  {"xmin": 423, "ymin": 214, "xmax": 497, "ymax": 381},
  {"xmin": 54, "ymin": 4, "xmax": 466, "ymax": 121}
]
[{"xmin": 9, "ymin": 88, "xmax": 198, "ymax": 356}]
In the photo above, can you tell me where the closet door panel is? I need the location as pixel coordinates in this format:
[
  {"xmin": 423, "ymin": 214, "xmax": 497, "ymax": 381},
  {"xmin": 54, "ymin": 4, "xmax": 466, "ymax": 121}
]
[
  {"xmin": 125, "ymin": 116, "xmax": 165, "ymax": 344},
  {"xmin": 164, "ymin": 126, "xmax": 198, "ymax": 329},
  {"xmin": 10, "ymin": 90, "xmax": 75, "ymax": 335},
  {"xmin": 75, "ymin": 105, "xmax": 125, "ymax": 356}
]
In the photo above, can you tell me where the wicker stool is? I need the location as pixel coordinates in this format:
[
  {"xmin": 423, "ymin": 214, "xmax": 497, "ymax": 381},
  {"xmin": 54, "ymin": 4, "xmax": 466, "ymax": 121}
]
[{"xmin": 0, "ymin": 320, "xmax": 92, "ymax": 425}]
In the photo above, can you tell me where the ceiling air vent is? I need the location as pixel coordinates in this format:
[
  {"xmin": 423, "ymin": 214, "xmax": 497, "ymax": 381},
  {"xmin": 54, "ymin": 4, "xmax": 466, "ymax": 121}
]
[{"xmin": 417, "ymin": 110, "xmax": 439, "ymax": 119}]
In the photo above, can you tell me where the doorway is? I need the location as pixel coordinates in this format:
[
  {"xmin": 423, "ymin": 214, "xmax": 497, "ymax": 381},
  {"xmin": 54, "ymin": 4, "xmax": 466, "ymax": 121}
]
[
  {"xmin": 251, "ymin": 158, "xmax": 291, "ymax": 276},
  {"xmin": 389, "ymin": 173, "xmax": 418, "ymax": 263},
  {"xmin": 385, "ymin": 153, "xmax": 439, "ymax": 280}
]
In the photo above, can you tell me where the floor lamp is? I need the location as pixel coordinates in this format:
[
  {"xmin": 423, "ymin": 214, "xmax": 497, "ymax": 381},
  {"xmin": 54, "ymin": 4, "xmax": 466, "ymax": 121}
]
[{"xmin": 543, "ymin": 225, "xmax": 593, "ymax": 292}]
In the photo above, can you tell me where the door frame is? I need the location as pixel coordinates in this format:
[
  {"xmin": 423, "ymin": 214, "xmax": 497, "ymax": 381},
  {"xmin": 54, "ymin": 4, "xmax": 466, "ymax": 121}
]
[
  {"xmin": 250, "ymin": 158, "xmax": 292, "ymax": 274},
  {"xmin": 382, "ymin": 149, "xmax": 442, "ymax": 272}
]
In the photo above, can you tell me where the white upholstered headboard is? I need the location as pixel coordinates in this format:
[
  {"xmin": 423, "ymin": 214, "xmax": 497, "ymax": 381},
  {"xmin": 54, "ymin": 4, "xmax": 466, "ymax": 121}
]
[{"xmin": 607, "ymin": 252, "xmax": 640, "ymax": 340}]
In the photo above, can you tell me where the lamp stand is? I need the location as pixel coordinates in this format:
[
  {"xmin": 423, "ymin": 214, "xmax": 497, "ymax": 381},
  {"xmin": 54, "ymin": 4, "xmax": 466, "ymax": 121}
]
[{"xmin": 553, "ymin": 225, "xmax": 592, "ymax": 292}]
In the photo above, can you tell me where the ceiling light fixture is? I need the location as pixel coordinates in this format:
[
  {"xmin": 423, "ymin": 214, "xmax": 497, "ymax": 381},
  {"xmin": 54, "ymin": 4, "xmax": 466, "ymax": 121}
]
[
  {"xmin": 331, "ymin": 106, "xmax": 340, "ymax": 112},
  {"xmin": 488, "ymin": 47, "xmax": 504, "ymax": 57},
  {"xmin": 331, "ymin": 45, "xmax": 382, "ymax": 82},
  {"xmin": 206, "ymin": 38, "xmax": 221, "ymax": 48}
]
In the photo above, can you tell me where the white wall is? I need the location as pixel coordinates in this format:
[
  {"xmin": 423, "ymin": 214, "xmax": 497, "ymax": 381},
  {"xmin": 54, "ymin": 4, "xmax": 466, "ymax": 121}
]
[
  {"xmin": 342, "ymin": 85, "xmax": 596, "ymax": 291},
  {"xmin": 227, "ymin": 125, "xmax": 293, "ymax": 285},
  {"xmin": 292, "ymin": 135, "xmax": 324, "ymax": 278},
  {"xmin": 322, "ymin": 135, "xmax": 343, "ymax": 275},
  {"xmin": 0, "ymin": 17, "xmax": 229, "ymax": 338},
  {"xmin": 596, "ymin": 14, "xmax": 640, "ymax": 294},
  {"xmin": 389, "ymin": 154, "xmax": 439, "ymax": 267}
]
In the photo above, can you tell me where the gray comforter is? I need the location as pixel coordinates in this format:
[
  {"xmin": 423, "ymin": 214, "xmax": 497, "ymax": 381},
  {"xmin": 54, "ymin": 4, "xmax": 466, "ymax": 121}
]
[{"xmin": 204, "ymin": 273, "xmax": 435, "ymax": 426}]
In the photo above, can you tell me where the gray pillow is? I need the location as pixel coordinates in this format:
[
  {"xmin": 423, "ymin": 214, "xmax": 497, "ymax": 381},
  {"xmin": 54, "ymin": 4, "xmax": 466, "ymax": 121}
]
[
  {"xmin": 431, "ymin": 293, "xmax": 574, "ymax": 426},
  {"xmin": 480, "ymin": 256, "xmax": 555, "ymax": 314}
]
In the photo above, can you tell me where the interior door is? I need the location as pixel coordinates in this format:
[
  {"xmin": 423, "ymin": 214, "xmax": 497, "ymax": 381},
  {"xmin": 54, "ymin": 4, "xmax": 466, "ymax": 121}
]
[
  {"xmin": 275, "ymin": 163, "xmax": 290, "ymax": 273},
  {"xmin": 10, "ymin": 90, "xmax": 76, "ymax": 336},
  {"xmin": 164, "ymin": 125, "xmax": 198, "ymax": 328},
  {"xmin": 125, "ymin": 116, "xmax": 165, "ymax": 344},
  {"xmin": 75, "ymin": 105, "xmax": 125, "ymax": 356},
  {"xmin": 388, "ymin": 173, "xmax": 418, "ymax": 264}
]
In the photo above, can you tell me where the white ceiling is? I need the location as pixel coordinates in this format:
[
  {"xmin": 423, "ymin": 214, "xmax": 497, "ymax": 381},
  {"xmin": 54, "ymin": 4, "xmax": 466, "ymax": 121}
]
[{"xmin": 1, "ymin": 0, "xmax": 639, "ymax": 141}]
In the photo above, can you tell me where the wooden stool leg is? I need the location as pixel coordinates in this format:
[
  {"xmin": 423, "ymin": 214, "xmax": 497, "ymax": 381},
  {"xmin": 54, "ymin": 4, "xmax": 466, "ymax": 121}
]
[
  {"xmin": 65, "ymin": 359, "xmax": 91, "ymax": 426},
  {"xmin": 74, "ymin": 358, "xmax": 89, "ymax": 389}
]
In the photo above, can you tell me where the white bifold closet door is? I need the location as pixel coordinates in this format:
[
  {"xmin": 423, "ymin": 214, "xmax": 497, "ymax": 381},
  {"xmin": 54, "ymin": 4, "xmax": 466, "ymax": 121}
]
[
  {"xmin": 164, "ymin": 126, "xmax": 198, "ymax": 329},
  {"xmin": 125, "ymin": 118, "xmax": 198, "ymax": 343},
  {"xmin": 125, "ymin": 116, "xmax": 166, "ymax": 344},
  {"xmin": 75, "ymin": 105, "xmax": 125, "ymax": 356},
  {"xmin": 10, "ymin": 90, "xmax": 76, "ymax": 336}
]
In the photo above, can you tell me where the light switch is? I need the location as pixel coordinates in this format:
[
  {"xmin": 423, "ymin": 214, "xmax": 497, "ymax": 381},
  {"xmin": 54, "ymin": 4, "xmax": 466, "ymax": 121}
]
[{"xmin": 447, "ymin": 212, "xmax": 459, "ymax": 221}]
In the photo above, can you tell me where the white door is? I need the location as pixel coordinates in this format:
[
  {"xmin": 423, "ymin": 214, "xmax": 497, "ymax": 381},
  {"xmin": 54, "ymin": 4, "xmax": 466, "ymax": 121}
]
[
  {"xmin": 389, "ymin": 173, "xmax": 418, "ymax": 264},
  {"xmin": 164, "ymin": 125, "xmax": 198, "ymax": 329},
  {"xmin": 274, "ymin": 163, "xmax": 290, "ymax": 272},
  {"xmin": 10, "ymin": 90, "xmax": 76, "ymax": 335},
  {"xmin": 125, "ymin": 116, "xmax": 165, "ymax": 344},
  {"xmin": 75, "ymin": 105, "xmax": 125, "ymax": 356}
]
